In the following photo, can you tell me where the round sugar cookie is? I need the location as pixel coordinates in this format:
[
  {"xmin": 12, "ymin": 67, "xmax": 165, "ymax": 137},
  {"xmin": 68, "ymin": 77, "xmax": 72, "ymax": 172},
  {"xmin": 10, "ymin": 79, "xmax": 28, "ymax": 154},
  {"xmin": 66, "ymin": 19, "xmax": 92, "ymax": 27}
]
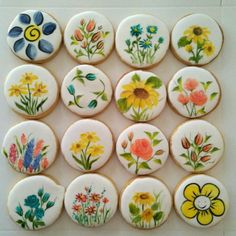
[
  {"xmin": 61, "ymin": 65, "xmax": 112, "ymax": 117},
  {"xmin": 115, "ymin": 14, "xmax": 169, "ymax": 68},
  {"xmin": 64, "ymin": 173, "xmax": 118, "ymax": 227},
  {"xmin": 116, "ymin": 123, "xmax": 169, "ymax": 175},
  {"xmin": 4, "ymin": 64, "xmax": 58, "ymax": 119},
  {"xmin": 64, "ymin": 11, "xmax": 114, "ymax": 64},
  {"xmin": 8, "ymin": 175, "xmax": 64, "ymax": 230},
  {"xmin": 61, "ymin": 119, "xmax": 113, "ymax": 172},
  {"xmin": 115, "ymin": 70, "xmax": 166, "ymax": 122},
  {"xmin": 7, "ymin": 10, "xmax": 62, "ymax": 62},
  {"xmin": 2, "ymin": 120, "xmax": 58, "ymax": 174},
  {"xmin": 167, "ymin": 67, "xmax": 221, "ymax": 118},
  {"xmin": 171, "ymin": 13, "xmax": 223, "ymax": 66},
  {"xmin": 174, "ymin": 174, "xmax": 229, "ymax": 228},
  {"xmin": 120, "ymin": 176, "xmax": 172, "ymax": 229},
  {"xmin": 170, "ymin": 120, "xmax": 224, "ymax": 173}
]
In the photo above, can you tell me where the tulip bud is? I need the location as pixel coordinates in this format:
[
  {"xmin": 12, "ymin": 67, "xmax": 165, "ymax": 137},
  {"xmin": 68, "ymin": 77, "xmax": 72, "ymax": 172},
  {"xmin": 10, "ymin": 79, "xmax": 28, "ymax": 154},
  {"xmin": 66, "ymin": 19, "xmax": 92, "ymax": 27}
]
[
  {"xmin": 181, "ymin": 137, "xmax": 190, "ymax": 149},
  {"xmin": 191, "ymin": 151, "xmax": 197, "ymax": 162},
  {"xmin": 97, "ymin": 41, "xmax": 104, "ymax": 49},
  {"xmin": 202, "ymin": 144, "xmax": 212, "ymax": 152},
  {"xmin": 155, "ymin": 149, "xmax": 164, "ymax": 155},
  {"xmin": 74, "ymin": 29, "xmax": 84, "ymax": 41},
  {"xmin": 128, "ymin": 132, "xmax": 134, "ymax": 141},
  {"xmin": 121, "ymin": 140, "xmax": 128, "ymax": 149},
  {"xmin": 81, "ymin": 41, "xmax": 87, "ymax": 49},
  {"xmin": 194, "ymin": 133, "xmax": 203, "ymax": 146},
  {"xmin": 80, "ymin": 19, "xmax": 85, "ymax": 26},
  {"xmin": 200, "ymin": 156, "xmax": 210, "ymax": 162},
  {"xmin": 91, "ymin": 32, "xmax": 101, "ymax": 43},
  {"xmin": 86, "ymin": 19, "xmax": 96, "ymax": 32}
]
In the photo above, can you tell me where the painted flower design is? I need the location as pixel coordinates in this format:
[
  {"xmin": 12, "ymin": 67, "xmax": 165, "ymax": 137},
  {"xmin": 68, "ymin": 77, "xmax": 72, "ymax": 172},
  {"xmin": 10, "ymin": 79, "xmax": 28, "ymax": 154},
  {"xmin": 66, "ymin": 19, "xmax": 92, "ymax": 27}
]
[
  {"xmin": 181, "ymin": 183, "xmax": 225, "ymax": 225},
  {"xmin": 8, "ymin": 11, "xmax": 56, "ymax": 60}
]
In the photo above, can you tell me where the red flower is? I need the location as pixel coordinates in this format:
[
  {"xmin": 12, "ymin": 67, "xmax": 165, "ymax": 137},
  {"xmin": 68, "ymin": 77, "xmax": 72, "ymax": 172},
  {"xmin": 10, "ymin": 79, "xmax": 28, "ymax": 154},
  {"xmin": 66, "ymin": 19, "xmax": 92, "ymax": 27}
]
[
  {"xmin": 85, "ymin": 206, "xmax": 96, "ymax": 215},
  {"xmin": 177, "ymin": 94, "xmax": 189, "ymax": 105},
  {"xmin": 29, "ymin": 165, "xmax": 33, "ymax": 173},
  {"xmin": 21, "ymin": 133, "xmax": 27, "ymax": 145},
  {"xmin": 41, "ymin": 158, "xmax": 49, "ymax": 169},
  {"xmin": 86, "ymin": 20, "xmax": 96, "ymax": 32},
  {"xmin": 74, "ymin": 29, "xmax": 84, "ymax": 41},
  {"xmin": 131, "ymin": 139, "xmax": 153, "ymax": 160},
  {"xmin": 102, "ymin": 197, "xmax": 109, "ymax": 204},
  {"xmin": 190, "ymin": 90, "xmax": 208, "ymax": 106},
  {"xmin": 9, "ymin": 144, "xmax": 17, "ymax": 164},
  {"xmin": 184, "ymin": 78, "xmax": 199, "ymax": 91},
  {"xmin": 90, "ymin": 193, "xmax": 101, "ymax": 203},
  {"xmin": 72, "ymin": 204, "xmax": 81, "ymax": 212},
  {"xmin": 18, "ymin": 159, "xmax": 23, "ymax": 170},
  {"xmin": 75, "ymin": 193, "xmax": 87, "ymax": 203}
]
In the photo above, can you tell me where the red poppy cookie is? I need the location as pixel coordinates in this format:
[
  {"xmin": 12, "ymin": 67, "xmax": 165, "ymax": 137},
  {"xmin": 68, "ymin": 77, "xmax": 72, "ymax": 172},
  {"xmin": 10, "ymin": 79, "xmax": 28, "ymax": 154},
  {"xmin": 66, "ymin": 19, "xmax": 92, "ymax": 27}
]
[
  {"xmin": 174, "ymin": 174, "xmax": 229, "ymax": 228},
  {"xmin": 8, "ymin": 175, "xmax": 64, "ymax": 230},
  {"xmin": 4, "ymin": 64, "xmax": 58, "ymax": 119},
  {"xmin": 115, "ymin": 70, "xmax": 166, "ymax": 122},
  {"xmin": 64, "ymin": 11, "xmax": 114, "ymax": 64},
  {"xmin": 170, "ymin": 120, "xmax": 224, "ymax": 172},
  {"xmin": 116, "ymin": 14, "xmax": 169, "ymax": 68},
  {"xmin": 171, "ymin": 14, "xmax": 223, "ymax": 66},
  {"xmin": 64, "ymin": 173, "xmax": 118, "ymax": 227},
  {"xmin": 168, "ymin": 67, "xmax": 221, "ymax": 118},
  {"xmin": 61, "ymin": 65, "xmax": 112, "ymax": 117},
  {"xmin": 116, "ymin": 124, "xmax": 169, "ymax": 175},
  {"xmin": 120, "ymin": 177, "xmax": 172, "ymax": 229},
  {"xmin": 7, "ymin": 10, "xmax": 62, "ymax": 62},
  {"xmin": 61, "ymin": 119, "xmax": 113, "ymax": 172},
  {"xmin": 2, "ymin": 120, "xmax": 58, "ymax": 174}
]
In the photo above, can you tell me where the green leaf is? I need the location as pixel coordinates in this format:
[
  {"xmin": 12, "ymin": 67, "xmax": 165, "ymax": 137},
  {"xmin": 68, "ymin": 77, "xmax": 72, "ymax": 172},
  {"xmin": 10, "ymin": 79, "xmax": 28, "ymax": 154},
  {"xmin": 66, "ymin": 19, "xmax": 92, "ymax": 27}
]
[
  {"xmin": 35, "ymin": 221, "xmax": 46, "ymax": 226},
  {"xmin": 205, "ymin": 135, "xmax": 212, "ymax": 142},
  {"xmin": 197, "ymin": 107, "xmax": 206, "ymax": 115},
  {"xmin": 145, "ymin": 76, "xmax": 162, "ymax": 89},
  {"xmin": 211, "ymin": 147, "xmax": 220, "ymax": 153},
  {"xmin": 101, "ymin": 93, "xmax": 108, "ymax": 101},
  {"xmin": 201, "ymin": 81, "xmax": 212, "ymax": 91},
  {"xmin": 131, "ymin": 73, "xmax": 141, "ymax": 82},
  {"xmin": 120, "ymin": 153, "xmax": 134, "ymax": 162},
  {"xmin": 144, "ymin": 131, "xmax": 152, "ymax": 140},
  {"xmin": 36, "ymin": 98, "xmax": 48, "ymax": 111},
  {"xmin": 3, "ymin": 148, "xmax": 8, "ymax": 158},
  {"xmin": 153, "ymin": 159, "xmax": 162, "ymax": 164},
  {"xmin": 15, "ymin": 137, "xmax": 22, "ymax": 155},
  {"xmin": 132, "ymin": 215, "xmax": 141, "ymax": 224},
  {"xmin": 128, "ymin": 161, "xmax": 135, "ymax": 168},
  {"xmin": 180, "ymin": 153, "xmax": 188, "ymax": 158},
  {"xmin": 138, "ymin": 162, "xmax": 151, "ymax": 170},
  {"xmin": 177, "ymin": 36, "xmax": 191, "ymax": 48},
  {"xmin": 16, "ymin": 219, "xmax": 24, "ymax": 224},
  {"xmin": 184, "ymin": 161, "xmax": 193, "ymax": 166},
  {"xmin": 153, "ymin": 139, "xmax": 162, "ymax": 146},
  {"xmin": 210, "ymin": 92, "xmax": 218, "ymax": 101},
  {"xmin": 24, "ymin": 210, "xmax": 31, "ymax": 219},
  {"xmin": 152, "ymin": 132, "xmax": 159, "ymax": 138},
  {"xmin": 72, "ymin": 154, "xmax": 84, "ymax": 166},
  {"xmin": 75, "ymin": 95, "xmax": 83, "ymax": 104},
  {"xmin": 153, "ymin": 211, "xmax": 164, "ymax": 222},
  {"xmin": 15, "ymin": 102, "xmax": 28, "ymax": 113},
  {"xmin": 172, "ymin": 85, "xmax": 180, "ymax": 92},
  {"xmin": 117, "ymin": 98, "xmax": 130, "ymax": 113},
  {"xmin": 151, "ymin": 203, "xmax": 159, "ymax": 211},
  {"xmin": 129, "ymin": 203, "xmax": 140, "ymax": 216},
  {"xmin": 177, "ymin": 77, "xmax": 182, "ymax": 86},
  {"xmin": 195, "ymin": 162, "xmax": 204, "ymax": 170},
  {"xmin": 68, "ymin": 101, "xmax": 75, "ymax": 106},
  {"xmin": 102, "ymin": 31, "xmax": 110, "ymax": 38}
]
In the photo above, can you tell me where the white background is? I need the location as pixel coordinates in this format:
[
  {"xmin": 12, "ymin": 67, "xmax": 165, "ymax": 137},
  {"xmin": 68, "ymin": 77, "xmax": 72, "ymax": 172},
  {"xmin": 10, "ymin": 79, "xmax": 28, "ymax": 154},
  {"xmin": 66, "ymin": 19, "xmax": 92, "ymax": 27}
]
[{"xmin": 0, "ymin": 0, "xmax": 236, "ymax": 235}]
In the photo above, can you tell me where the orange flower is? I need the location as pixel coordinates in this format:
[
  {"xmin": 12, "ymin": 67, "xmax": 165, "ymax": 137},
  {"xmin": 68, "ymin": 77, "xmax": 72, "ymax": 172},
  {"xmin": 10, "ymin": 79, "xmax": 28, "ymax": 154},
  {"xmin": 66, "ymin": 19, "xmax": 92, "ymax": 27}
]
[
  {"xmin": 76, "ymin": 193, "xmax": 87, "ymax": 203},
  {"xmin": 85, "ymin": 206, "xmax": 96, "ymax": 215},
  {"xmin": 131, "ymin": 139, "xmax": 153, "ymax": 160},
  {"xmin": 184, "ymin": 78, "xmax": 199, "ymax": 91},
  {"xmin": 18, "ymin": 159, "xmax": 23, "ymax": 170},
  {"xmin": 20, "ymin": 133, "xmax": 27, "ymax": 145},
  {"xmin": 202, "ymin": 144, "xmax": 212, "ymax": 152},
  {"xmin": 72, "ymin": 204, "xmax": 81, "ymax": 212},
  {"xmin": 102, "ymin": 197, "xmax": 109, "ymax": 204},
  {"xmin": 200, "ymin": 156, "xmax": 211, "ymax": 162},
  {"xmin": 33, "ymin": 140, "xmax": 44, "ymax": 157},
  {"xmin": 178, "ymin": 94, "xmax": 189, "ymax": 105},
  {"xmin": 86, "ymin": 19, "xmax": 96, "ymax": 32},
  {"xmin": 74, "ymin": 29, "xmax": 84, "ymax": 41},
  {"xmin": 91, "ymin": 32, "xmax": 101, "ymax": 42},
  {"xmin": 41, "ymin": 158, "xmax": 49, "ymax": 169},
  {"xmin": 90, "ymin": 193, "xmax": 101, "ymax": 203},
  {"xmin": 190, "ymin": 90, "xmax": 207, "ymax": 106},
  {"xmin": 181, "ymin": 137, "xmax": 190, "ymax": 149},
  {"xmin": 194, "ymin": 133, "xmax": 203, "ymax": 145}
]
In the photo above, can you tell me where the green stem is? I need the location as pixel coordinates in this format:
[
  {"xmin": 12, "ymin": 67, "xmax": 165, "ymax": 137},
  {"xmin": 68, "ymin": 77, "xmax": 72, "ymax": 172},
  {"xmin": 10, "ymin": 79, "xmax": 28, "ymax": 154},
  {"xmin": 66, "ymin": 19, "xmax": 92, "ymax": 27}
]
[
  {"xmin": 73, "ymin": 94, "xmax": 83, "ymax": 108},
  {"xmin": 136, "ymin": 36, "xmax": 142, "ymax": 64},
  {"xmin": 135, "ymin": 157, "xmax": 140, "ymax": 174}
]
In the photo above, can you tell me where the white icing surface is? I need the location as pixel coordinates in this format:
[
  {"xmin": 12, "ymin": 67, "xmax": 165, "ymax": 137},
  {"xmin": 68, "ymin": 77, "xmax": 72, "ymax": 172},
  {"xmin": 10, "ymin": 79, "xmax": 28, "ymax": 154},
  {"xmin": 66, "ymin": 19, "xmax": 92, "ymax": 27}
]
[
  {"xmin": 170, "ymin": 120, "xmax": 224, "ymax": 172},
  {"xmin": 7, "ymin": 175, "xmax": 65, "ymax": 230},
  {"xmin": 116, "ymin": 14, "xmax": 169, "ymax": 68},
  {"xmin": 171, "ymin": 14, "xmax": 223, "ymax": 65},
  {"xmin": 64, "ymin": 11, "xmax": 114, "ymax": 64},
  {"xmin": 174, "ymin": 174, "xmax": 229, "ymax": 228},
  {"xmin": 120, "ymin": 177, "xmax": 172, "ymax": 229},
  {"xmin": 4, "ymin": 64, "xmax": 58, "ymax": 118},
  {"xmin": 168, "ymin": 67, "xmax": 221, "ymax": 118},
  {"xmin": 61, "ymin": 119, "xmax": 113, "ymax": 172},
  {"xmin": 64, "ymin": 174, "xmax": 118, "ymax": 227},
  {"xmin": 61, "ymin": 65, "xmax": 112, "ymax": 117},
  {"xmin": 2, "ymin": 120, "xmax": 58, "ymax": 174},
  {"xmin": 116, "ymin": 123, "xmax": 169, "ymax": 175}
]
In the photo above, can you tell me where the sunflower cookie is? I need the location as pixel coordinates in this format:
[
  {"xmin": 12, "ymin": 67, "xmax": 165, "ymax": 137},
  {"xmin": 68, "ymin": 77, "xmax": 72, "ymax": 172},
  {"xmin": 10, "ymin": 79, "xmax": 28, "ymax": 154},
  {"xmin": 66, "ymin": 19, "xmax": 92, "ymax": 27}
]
[
  {"xmin": 61, "ymin": 119, "xmax": 113, "ymax": 172},
  {"xmin": 64, "ymin": 11, "xmax": 114, "ymax": 64},
  {"xmin": 4, "ymin": 64, "xmax": 58, "ymax": 119},
  {"xmin": 116, "ymin": 124, "xmax": 169, "ymax": 175},
  {"xmin": 171, "ymin": 14, "xmax": 223, "ymax": 65},
  {"xmin": 8, "ymin": 175, "xmax": 64, "ymax": 230},
  {"xmin": 120, "ymin": 176, "xmax": 172, "ymax": 229},
  {"xmin": 116, "ymin": 14, "xmax": 169, "ymax": 68},
  {"xmin": 64, "ymin": 173, "xmax": 118, "ymax": 227},
  {"xmin": 2, "ymin": 120, "xmax": 58, "ymax": 174},
  {"xmin": 168, "ymin": 67, "xmax": 221, "ymax": 118},
  {"xmin": 115, "ymin": 70, "xmax": 166, "ymax": 122},
  {"xmin": 7, "ymin": 10, "xmax": 62, "ymax": 62},
  {"xmin": 170, "ymin": 120, "xmax": 224, "ymax": 173},
  {"xmin": 61, "ymin": 65, "xmax": 112, "ymax": 117},
  {"xmin": 174, "ymin": 174, "xmax": 229, "ymax": 228}
]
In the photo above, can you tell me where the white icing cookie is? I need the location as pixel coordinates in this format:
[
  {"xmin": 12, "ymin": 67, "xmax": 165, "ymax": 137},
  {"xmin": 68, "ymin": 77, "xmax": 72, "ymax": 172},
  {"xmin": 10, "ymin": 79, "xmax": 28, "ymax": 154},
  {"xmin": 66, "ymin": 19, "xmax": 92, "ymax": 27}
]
[
  {"xmin": 174, "ymin": 174, "xmax": 229, "ymax": 228},
  {"xmin": 168, "ymin": 67, "xmax": 221, "ymax": 118},
  {"xmin": 120, "ymin": 177, "xmax": 172, "ymax": 229},
  {"xmin": 61, "ymin": 65, "xmax": 112, "ymax": 117},
  {"xmin": 170, "ymin": 120, "xmax": 224, "ymax": 173},
  {"xmin": 64, "ymin": 173, "xmax": 118, "ymax": 227},
  {"xmin": 116, "ymin": 124, "xmax": 169, "ymax": 175},
  {"xmin": 171, "ymin": 14, "xmax": 223, "ymax": 65},
  {"xmin": 115, "ymin": 70, "xmax": 166, "ymax": 122},
  {"xmin": 64, "ymin": 11, "xmax": 114, "ymax": 64},
  {"xmin": 61, "ymin": 119, "xmax": 113, "ymax": 172},
  {"xmin": 8, "ymin": 175, "xmax": 64, "ymax": 230},
  {"xmin": 4, "ymin": 64, "xmax": 58, "ymax": 119},
  {"xmin": 115, "ymin": 14, "xmax": 169, "ymax": 68},
  {"xmin": 2, "ymin": 121, "xmax": 58, "ymax": 174},
  {"xmin": 7, "ymin": 10, "xmax": 62, "ymax": 62}
]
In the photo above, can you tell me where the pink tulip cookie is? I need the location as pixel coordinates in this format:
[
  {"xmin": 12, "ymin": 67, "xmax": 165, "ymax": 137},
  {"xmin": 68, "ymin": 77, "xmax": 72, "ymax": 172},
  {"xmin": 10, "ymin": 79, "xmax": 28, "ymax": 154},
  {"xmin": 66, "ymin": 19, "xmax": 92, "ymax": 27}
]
[
  {"xmin": 116, "ymin": 124, "xmax": 169, "ymax": 175},
  {"xmin": 168, "ymin": 67, "xmax": 221, "ymax": 118},
  {"xmin": 2, "ymin": 120, "xmax": 58, "ymax": 174},
  {"xmin": 170, "ymin": 120, "xmax": 224, "ymax": 172},
  {"xmin": 64, "ymin": 173, "xmax": 118, "ymax": 227},
  {"xmin": 174, "ymin": 174, "xmax": 229, "ymax": 228},
  {"xmin": 64, "ymin": 11, "xmax": 114, "ymax": 64}
]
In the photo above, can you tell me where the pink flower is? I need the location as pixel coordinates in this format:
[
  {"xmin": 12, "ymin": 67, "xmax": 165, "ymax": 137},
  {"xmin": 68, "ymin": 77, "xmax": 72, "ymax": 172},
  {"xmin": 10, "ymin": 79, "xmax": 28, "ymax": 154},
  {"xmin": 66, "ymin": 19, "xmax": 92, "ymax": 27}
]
[
  {"xmin": 184, "ymin": 78, "xmax": 199, "ymax": 91},
  {"xmin": 20, "ymin": 133, "xmax": 27, "ymax": 145},
  {"xmin": 190, "ymin": 90, "xmax": 208, "ymax": 106},
  {"xmin": 18, "ymin": 159, "xmax": 23, "ymax": 170},
  {"xmin": 102, "ymin": 197, "xmax": 109, "ymax": 204},
  {"xmin": 130, "ymin": 139, "xmax": 153, "ymax": 160},
  {"xmin": 177, "ymin": 94, "xmax": 189, "ymax": 105},
  {"xmin": 9, "ymin": 144, "xmax": 17, "ymax": 164},
  {"xmin": 33, "ymin": 140, "xmax": 44, "ymax": 157},
  {"xmin": 41, "ymin": 158, "xmax": 49, "ymax": 169}
]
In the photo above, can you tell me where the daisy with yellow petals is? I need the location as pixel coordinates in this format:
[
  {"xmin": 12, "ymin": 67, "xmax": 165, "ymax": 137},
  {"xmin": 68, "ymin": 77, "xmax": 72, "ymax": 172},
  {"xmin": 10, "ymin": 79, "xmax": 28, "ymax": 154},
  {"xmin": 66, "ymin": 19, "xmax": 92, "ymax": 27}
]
[
  {"xmin": 32, "ymin": 82, "xmax": 48, "ymax": 97},
  {"xmin": 184, "ymin": 25, "xmax": 210, "ymax": 44},
  {"xmin": 70, "ymin": 141, "xmax": 86, "ymax": 154},
  {"xmin": 80, "ymin": 132, "xmax": 100, "ymax": 144},
  {"xmin": 203, "ymin": 41, "xmax": 215, "ymax": 56},
  {"xmin": 132, "ymin": 192, "xmax": 155, "ymax": 206},
  {"xmin": 8, "ymin": 84, "xmax": 27, "ymax": 97},
  {"xmin": 88, "ymin": 145, "xmax": 104, "ymax": 157},
  {"xmin": 20, "ymin": 72, "xmax": 38, "ymax": 85}
]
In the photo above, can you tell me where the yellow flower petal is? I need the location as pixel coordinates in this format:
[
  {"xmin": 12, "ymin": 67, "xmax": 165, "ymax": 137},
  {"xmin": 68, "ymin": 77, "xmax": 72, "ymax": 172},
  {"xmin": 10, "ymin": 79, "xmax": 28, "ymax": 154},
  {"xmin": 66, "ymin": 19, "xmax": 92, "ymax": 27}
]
[
  {"xmin": 210, "ymin": 199, "xmax": 225, "ymax": 216},
  {"xmin": 181, "ymin": 200, "xmax": 198, "ymax": 218},
  {"xmin": 197, "ymin": 210, "xmax": 213, "ymax": 225},
  {"xmin": 183, "ymin": 183, "xmax": 200, "ymax": 201},
  {"xmin": 201, "ymin": 183, "xmax": 220, "ymax": 200}
]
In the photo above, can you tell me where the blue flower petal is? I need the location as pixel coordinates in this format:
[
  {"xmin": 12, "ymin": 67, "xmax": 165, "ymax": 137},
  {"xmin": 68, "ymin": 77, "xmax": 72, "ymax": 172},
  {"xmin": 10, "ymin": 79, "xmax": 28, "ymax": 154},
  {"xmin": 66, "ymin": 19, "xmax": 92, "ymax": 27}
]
[
  {"xmin": 33, "ymin": 11, "xmax": 44, "ymax": 26},
  {"xmin": 8, "ymin": 26, "xmax": 23, "ymax": 37},
  {"xmin": 42, "ymin": 22, "xmax": 56, "ymax": 35},
  {"xmin": 19, "ymin": 13, "xmax": 31, "ymax": 24},
  {"xmin": 38, "ymin": 39, "xmax": 53, "ymax": 54},
  {"xmin": 13, "ymin": 38, "xmax": 25, "ymax": 52},
  {"xmin": 26, "ymin": 43, "xmax": 37, "ymax": 60}
]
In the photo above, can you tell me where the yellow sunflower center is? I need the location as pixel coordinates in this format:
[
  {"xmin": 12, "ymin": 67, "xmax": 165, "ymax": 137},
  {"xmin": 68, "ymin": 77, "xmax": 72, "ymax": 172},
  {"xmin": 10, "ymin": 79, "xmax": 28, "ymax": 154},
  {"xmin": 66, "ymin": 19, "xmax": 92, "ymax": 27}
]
[
  {"xmin": 133, "ymin": 88, "xmax": 149, "ymax": 99},
  {"xmin": 194, "ymin": 196, "xmax": 211, "ymax": 211},
  {"xmin": 24, "ymin": 25, "xmax": 41, "ymax": 42},
  {"xmin": 193, "ymin": 27, "xmax": 203, "ymax": 36}
]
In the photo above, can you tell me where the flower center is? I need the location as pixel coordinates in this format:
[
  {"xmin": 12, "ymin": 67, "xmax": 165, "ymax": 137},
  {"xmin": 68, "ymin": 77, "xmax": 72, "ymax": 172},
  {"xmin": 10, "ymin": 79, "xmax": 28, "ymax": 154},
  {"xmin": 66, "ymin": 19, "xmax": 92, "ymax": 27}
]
[
  {"xmin": 194, "ymin": 196, "xmax": 211, "ymax": 210},
  {"xmin": 134, "ymin": 88, "xmax": 149, "ymax": 99},
  {"xmin": 24, "ymin": 25, "xmax": 41, "ymax": 42},
  {"xmin": 140, "ymin": 193, "xmax": 149, "ymax": 200},
  {"xmin": 193, "ymin": 27, "xmax": 203, "ymax": 36}
]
